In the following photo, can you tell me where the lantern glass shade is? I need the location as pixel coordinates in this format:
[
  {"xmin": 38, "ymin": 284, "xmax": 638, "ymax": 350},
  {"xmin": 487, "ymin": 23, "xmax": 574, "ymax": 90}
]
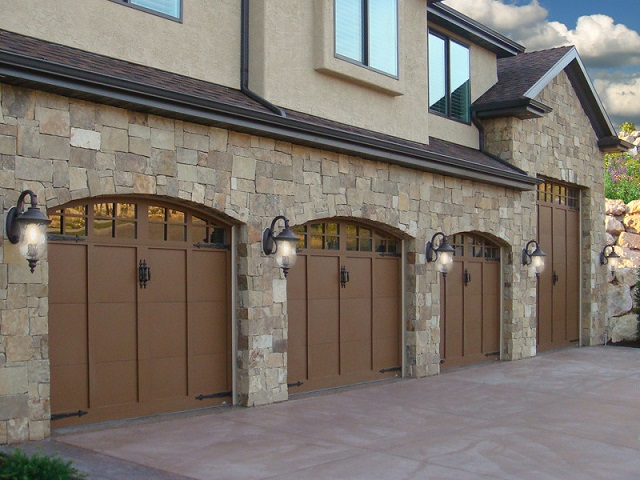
[
  {"xmin": 18, "ymin": 221, "xmax": 48, "ymax": 264},
  {"xmin": 531, "ymin": 250, "xmax": 545, "ymax": 275},
  {"xmin": 273, "ymin": 233, "xmax": 298, "ymax": 270},
  {"xmin": 437, "ymin": 250, "xmax": 454, "ymax": 274}
]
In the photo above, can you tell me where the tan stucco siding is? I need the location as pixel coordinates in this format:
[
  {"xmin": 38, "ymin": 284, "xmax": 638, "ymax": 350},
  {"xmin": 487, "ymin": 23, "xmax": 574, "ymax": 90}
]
[
  {"xmin": 249, "ymin": 0, "xmax": 431, "ymax": 145},
  {"xmin": 426, "ymin": 25, "xmax": 498, "ymax": 149},
  {"xmin": 0, "ymin": 0, "xmax": 241, "ymax": 88}
]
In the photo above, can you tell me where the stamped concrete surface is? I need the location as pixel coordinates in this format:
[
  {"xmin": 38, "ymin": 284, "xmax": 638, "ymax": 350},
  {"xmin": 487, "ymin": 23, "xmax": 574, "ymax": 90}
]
[{"xmin": 4, "ymin": 346, "xmax": 640, "ymax": 479}]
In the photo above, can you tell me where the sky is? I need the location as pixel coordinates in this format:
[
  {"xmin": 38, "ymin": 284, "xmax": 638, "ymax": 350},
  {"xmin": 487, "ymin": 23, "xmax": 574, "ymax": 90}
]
[{"xmin": 442, "ymin": 0, "xmax": 640, "ymax": 132}]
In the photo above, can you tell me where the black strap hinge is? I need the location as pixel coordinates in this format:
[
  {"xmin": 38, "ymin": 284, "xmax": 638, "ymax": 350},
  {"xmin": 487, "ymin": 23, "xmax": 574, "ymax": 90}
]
[
  {"xmin": 51, "ymin": 410, "xmax": 88, "ymax": 421},
  {"xmin": 47, "ymin": 234, "xmax": 86, "ymax": 243},
  {"xmin": 287, "ymin": 381, "xmax": 304, "ymax": 388},
  {"xmin": 193, "ymin": 243, "xmax": 231, "ymax": 250},
  {"xmin": 195, "ymin": 391, "xmax": 232, "ymax": 400},
  {"xmin": 379, "ymin": 366, "xmax": 402, "ymax": 374},
  {"xmin": 484, "ymin": 351, "xmax": 500, "ymax": 357}
]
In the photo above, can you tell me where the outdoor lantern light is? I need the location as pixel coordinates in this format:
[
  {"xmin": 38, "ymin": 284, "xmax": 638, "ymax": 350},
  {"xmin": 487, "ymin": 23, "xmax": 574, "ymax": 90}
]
[
  {"xmin": 522, "ymin": 240, "xmax": 546, "ymax": 277},
  {"xmin": 426, "ymin": 232, "xmax": 455, "ymax": 276},
  {"xmin": 5, "ymin": 190, "xmax": 52, "ymax": 273},
  {"xmin": 600, "ymin": 244, "xmax": 620, "ymax": 277},
  {"xmin": 262, "ymin": 215, "xmax": 299, "ymax": 278}
]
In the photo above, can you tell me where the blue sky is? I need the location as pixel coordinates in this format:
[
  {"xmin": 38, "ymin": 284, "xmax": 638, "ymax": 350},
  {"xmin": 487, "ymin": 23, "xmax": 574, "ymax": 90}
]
[{"xmin": 443, "ymin": 0, "xmax": 640, "ymax": 131}]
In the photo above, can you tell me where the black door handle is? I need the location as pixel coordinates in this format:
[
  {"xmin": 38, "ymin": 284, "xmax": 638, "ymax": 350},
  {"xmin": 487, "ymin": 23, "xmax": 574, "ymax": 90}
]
[
  {"xmin": 139, "ymin": 259, "xmax": 151, "ymax": 289},
  {"xmin": 464, "ymin": 269, "xmax": 471, "ymax": 286},
  {"xmin": 340, "ymin": 265, "xmax": 350, "ymax": 288},
  {"xmin": 552, "ymin": 271, "xmax": 558, "ymax": 286}
]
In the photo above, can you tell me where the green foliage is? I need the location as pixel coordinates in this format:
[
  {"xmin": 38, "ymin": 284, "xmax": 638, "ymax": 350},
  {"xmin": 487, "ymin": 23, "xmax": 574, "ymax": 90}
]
[
  {"xmin": 620, "ymin": 121, "xmax": 636, "ymax": 135},
  {"xmin": 605, "ymin": 153, "xmax": 640, "ymax": 204},
  {"xmin": 0, "ymin": 449, "xmax": 86, "ymax": 480}
]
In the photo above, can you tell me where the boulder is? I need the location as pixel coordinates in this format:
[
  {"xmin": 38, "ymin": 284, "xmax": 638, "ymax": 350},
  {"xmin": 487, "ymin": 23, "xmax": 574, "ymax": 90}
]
[
  {"xmin": 605, "ymin": 199, "xmax": 627, "ymax": 216},
  {"xmin": 610, "ymin": 313, "xmax": 639, "ymax": 343},
  {"xmin": 623, "ymin": 214, "xmax": 640, "ymax": 233},
  {"xmin": 608, "ymin": 283, "xmax": 633, "ymax": 317},
  {"xmin": 619, "ymin": 232, "xmax": 640, "ymax": 250},
  {"xmin": 617, "ymin": 247, "xmax": 640, "ymax": 268},
  {"xmin": 616, "ymin": 267, "xmax": 640, "ymax": 288},
  {"xmin": 605, "ymin": 215, "xmax": 625, "ymax": 235},
  {"xmin": 607, "ymin": 232, "xmax": 617, "ymax": 245},
  {"xmin": 627, "ymin": 200, "xmax": 640, "ymax": 215}
]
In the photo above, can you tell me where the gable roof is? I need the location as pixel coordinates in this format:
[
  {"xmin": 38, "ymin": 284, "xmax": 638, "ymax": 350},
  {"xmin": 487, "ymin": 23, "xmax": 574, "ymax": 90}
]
[
  {"xmin": 0, "ymin": 29, "xmax": 537, "ymax": 190},
  {"xmin": 474, "ymin": 46, "xmax": 630, "ymax": 153}
]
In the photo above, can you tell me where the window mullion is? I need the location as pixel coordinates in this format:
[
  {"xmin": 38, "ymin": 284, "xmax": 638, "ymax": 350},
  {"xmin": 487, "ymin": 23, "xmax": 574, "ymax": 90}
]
[
  {"xmin": 445, "ymin": 39, "xmax": 451, "ymax": 117},
  {"xmin": 362, "ymin": 0, "xmax": 369, "ymax": 67}
]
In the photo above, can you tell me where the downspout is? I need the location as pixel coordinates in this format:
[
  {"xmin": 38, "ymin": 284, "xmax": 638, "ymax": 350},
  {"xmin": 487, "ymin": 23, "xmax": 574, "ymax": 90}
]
[
  {"xmin": 241, "ymin": 0, "xmax": 286, "ymax": 117},
  {"xmin": 471, "ymin": 109, "xmax": 485, "ymax": 152}
]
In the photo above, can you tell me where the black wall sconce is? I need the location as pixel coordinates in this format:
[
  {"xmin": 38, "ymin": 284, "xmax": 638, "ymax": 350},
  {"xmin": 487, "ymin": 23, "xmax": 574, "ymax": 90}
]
[
  {"xmin": 426, "ymin": 232, "xmax": 455, "ymax": 277},
  {"xmin": 522, "ymin": 240, "xmax": 546, "ymax": 277},
  {"xmin": 600, "ymin": 244, "xmax": 620, "ymax": 277},
  {"xmin": 262, "ymin": 215, "xmax": 299, "ymax": 278},
  {"xmin": 5, "ymin": 190, "xmax": 52, "ymax": 273}
]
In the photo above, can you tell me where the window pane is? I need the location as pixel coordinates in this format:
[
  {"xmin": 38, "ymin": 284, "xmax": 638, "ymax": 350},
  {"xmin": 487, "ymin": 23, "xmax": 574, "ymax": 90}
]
[
  {"xmin": 368, "ymin": 0, "xmax": 397, "ymax": 75},
  {"xmin": 335, "ymin": 0, "xmax": 363, "ymax": 63},
  {"xmin": 131, "ymin": 0, "xmax": 180, "ymax": 18},
  {"xmin": 428, "ymin": 33, "xmax": 447, "ymax": 115},
  {"xmin": 450, "ymin": 41, "xmax": 470, "ymax": 122}
]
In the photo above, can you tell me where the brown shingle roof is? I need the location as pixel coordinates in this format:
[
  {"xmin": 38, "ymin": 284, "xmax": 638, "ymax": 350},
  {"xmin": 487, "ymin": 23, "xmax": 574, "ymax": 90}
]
[
  {"xmin": 475, "ymin": 46, "xmax": 573, "ymax": 105},
  {"xmin": 0, "ymin": 28, "xmax": 536, "ymax": 189}
]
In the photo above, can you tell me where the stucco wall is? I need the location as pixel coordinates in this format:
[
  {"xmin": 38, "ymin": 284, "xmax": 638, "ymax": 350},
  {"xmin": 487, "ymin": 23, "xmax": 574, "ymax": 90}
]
[
  {"xmin": 0, "ymin": 82, "xmax": 544, "ymax": 443},
  {"xmin": 0, "ymin": 0, "xmax": 241, "ymax": 88},
  {"xmin": 482, "ymin": 70, "xmax": 610, "ymax": 347}
]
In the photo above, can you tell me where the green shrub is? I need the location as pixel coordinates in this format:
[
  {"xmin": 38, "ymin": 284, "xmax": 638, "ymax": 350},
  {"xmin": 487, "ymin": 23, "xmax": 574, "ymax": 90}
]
[
  {"xmin": 620, "ymin": 121, "xmax": 636, "ymax": 135},
  {"xmin": 605, "ymin": 153, "xmax": 640, "ymax": 204},
  {"xmin": 0, "ymin": 449, "xmax": 86, "ymax": 480}
]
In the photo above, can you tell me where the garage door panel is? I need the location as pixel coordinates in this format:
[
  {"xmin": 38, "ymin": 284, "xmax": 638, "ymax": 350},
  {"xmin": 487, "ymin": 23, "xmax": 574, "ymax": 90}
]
[
  {"xmin": 190, "ymin": 251, "xmax": 228, "ymax": 302},
  {"xmin": 341, "ymin": 298, "xmax": 371, "ymax": 341},
  {"xmin": 90, "ymin": 303, "xmax": 137, "ymax": 363},
  {"xmin": 189, "ymin": 302, "xmax": 227, "ymax": 356},
  {"xmin": 143, "ymin": 249, "xmax": 186, "ymax": 303},
  {"xmin": 342, "ymin": 258, "xmax": 371, "ymax": 298},
  {"xmin": 308, "ymin": 256, "xmax": 339, "ymax": 299},
  {"xmin": 49, "ymin": 304, "xmax": 87, "ymax": 367},
  {"xmin": 139, "ymin": 357, "xmax": 187, "ymax": 401},
  {"xmin": 288, "ymin": 344, "xmax": 308, "ymax": 383},
  {"xmin": 91, "ymin": 246, "xmax": 137, "ymax": 303},
  {"xmin": 49, "ymin": 244, "xmax": 87, "ymax": 304},
  {"xmin": 92, "ymin": 360, "xmax": 138, "ymax": 407},
  {"xmin": 308, "ymin": 300, "xmax": 339, "ymax": 345},
  {"xmin": 51, "ymin": 364, "xmax": 88, "ymax": 413},
  {"xmin": 189, "ymin": 353, "xmax": 230, "ymax": 397},
  {"xmin": 442, "ymin": 262, "xmax": 464, "ymax": 360},
  {"xmin": 373, "ymin": 296, "xmax": 400, "ymax": 339},
  {"xmin": 373, "ymin": 258, "xmax": 399, "ymax": 298},
  {"xmin": 341, "ymin": 340, "xmax": 371, "ymax": 374},
  {"xmin": 139, "ymin": 304, "xmax": 186, "ymax": 360},
  {"xmin": 373, "ymin": 335, "xmax": 400, "ymax": 370},
  {"xmin": 308, "ymin": 343, "xmax": 340, "ymax": 379}
]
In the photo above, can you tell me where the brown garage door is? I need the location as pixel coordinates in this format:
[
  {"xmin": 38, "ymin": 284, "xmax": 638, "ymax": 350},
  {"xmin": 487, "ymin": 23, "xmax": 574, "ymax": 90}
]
[
  {"xmin": 537, "ymin": 180, "xmax": 580, "ymax": 351},
  {"xmin": 287, "ymin": 221, "xmax": 402, "ymax": 393},
  {"xmin": 47, "ymin": 198, "xmax": 232, "ymax": 427},
  {"xmin": 440, "ymin": 233, "xmax": 501, "ymax": 368}
]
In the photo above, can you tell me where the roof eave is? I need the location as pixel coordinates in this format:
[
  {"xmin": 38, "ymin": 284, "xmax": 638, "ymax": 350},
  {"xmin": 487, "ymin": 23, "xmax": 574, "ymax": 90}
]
[
  {"xmin": 598, "ymin": 136, "xmax": 633, "ymax": 154},
  {"xmin": 427, "ymin": 3, "xmax": 524, "ymax": 58},
  {"xmin": 473, "ymin": 98, "xmax": 552, "ymax": 120},
  {"xmin": 0, "ymin": 49, "xmax": 537, "ymax": 191}
]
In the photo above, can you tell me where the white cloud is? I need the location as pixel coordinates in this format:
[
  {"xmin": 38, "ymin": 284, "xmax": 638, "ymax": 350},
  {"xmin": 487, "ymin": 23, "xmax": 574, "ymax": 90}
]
[
  {"xmin": 442, "ymin": 0, "xmax": 640, "ymax": 125},
  {"xmin": 442, "ymin": 0, "xmax": 640, "ymax": 68}
]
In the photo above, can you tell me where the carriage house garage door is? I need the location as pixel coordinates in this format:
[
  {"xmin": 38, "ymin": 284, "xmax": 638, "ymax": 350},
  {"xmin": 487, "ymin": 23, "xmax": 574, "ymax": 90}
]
[
  {"xmin": 440, "ymin": 233, "xmax": 501, "ymax": 368},
  {"xmin": 537, "ymin": 180, "xmax": 581, "ymax": 351},
  {"xmin": 47, "ymin": 198, "xmax": 232, "ymax": 428},
  {"xmin": 287, "ymin": 221, "xmax": 402, "ymax": 394}
]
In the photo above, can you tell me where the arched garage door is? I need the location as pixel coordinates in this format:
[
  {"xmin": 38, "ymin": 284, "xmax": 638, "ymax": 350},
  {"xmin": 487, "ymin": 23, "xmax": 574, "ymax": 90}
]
[
  {"xmin": 440, "ymin": 233, "xmax": 501, "ymax": 368},
  {"xmin": 47, "ymin": 198, "xmax": 232, "ymax": 427},
  {"xmin": 287, "ymin": 221, "xmax": 402, "ymax": 393}
]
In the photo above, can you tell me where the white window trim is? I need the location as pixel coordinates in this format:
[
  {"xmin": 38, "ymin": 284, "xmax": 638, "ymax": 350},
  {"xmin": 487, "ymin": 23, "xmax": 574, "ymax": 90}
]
[{"xmin": 109, "ymin": 0, "xmax": 183, "ymax": 22}]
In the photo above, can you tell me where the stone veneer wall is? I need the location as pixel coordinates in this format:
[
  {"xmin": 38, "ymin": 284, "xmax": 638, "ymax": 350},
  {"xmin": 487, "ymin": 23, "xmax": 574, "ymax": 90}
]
[
  {"xmin": 482, "ymin": 70, "xmax": 610, "ymax": 347},
  {"xmin": 0, "ymin": 71, "xmax": 608, "ymax": 443},
  {"xmin": 605, "ymin": 198, "xmax": 640, "ymax": 342}
]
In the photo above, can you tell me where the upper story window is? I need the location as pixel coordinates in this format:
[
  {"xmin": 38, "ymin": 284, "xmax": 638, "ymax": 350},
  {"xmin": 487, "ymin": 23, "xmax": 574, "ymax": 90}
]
[
  {"xmin": 335, "ymin": 0, "xmax": 398, "ymax": 77},
  {"xmin": 428, "ymin": 31, "xmax": 470, "ymax": 123},
  {"xmin": 112, "ymin": 0, "xmax": 181, "ymax": 20}
]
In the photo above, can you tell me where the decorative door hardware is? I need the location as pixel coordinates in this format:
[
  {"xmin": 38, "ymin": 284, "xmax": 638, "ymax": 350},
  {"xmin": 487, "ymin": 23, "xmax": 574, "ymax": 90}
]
[
  {"xmin": 51, "ymin": 410, "xmax": 88, "ymax": 421},
  {"xmin": 139, "ymin": 259, "xmax": 151, "ymax": 289},
  {"xmin": 287, "ymin": 381, "xmax": 304, "ymax": 388},
  {"xmin": 379, "ymin": 366, "xmax": 402, "ymax": 374},
  {"xmin": 464, "ymin": 269, "xmax": 471, "ymax": 286},
  {"xmin": 195, "ymin": 391, "xmax": 232, "ymax": 401},
  {"xmin": 340, "ymin": 265, "xmax": 350, "ymax": 288},
  {"xmin": 552, "ymin": 271, "xmax": 559, "ymax": 286}
]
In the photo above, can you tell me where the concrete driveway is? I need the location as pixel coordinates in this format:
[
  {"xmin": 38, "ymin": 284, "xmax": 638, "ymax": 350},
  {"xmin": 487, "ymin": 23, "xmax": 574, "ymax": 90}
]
[{"xmin": 4, "ymin": 346, "xmax": 640, "ymax": 479}]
